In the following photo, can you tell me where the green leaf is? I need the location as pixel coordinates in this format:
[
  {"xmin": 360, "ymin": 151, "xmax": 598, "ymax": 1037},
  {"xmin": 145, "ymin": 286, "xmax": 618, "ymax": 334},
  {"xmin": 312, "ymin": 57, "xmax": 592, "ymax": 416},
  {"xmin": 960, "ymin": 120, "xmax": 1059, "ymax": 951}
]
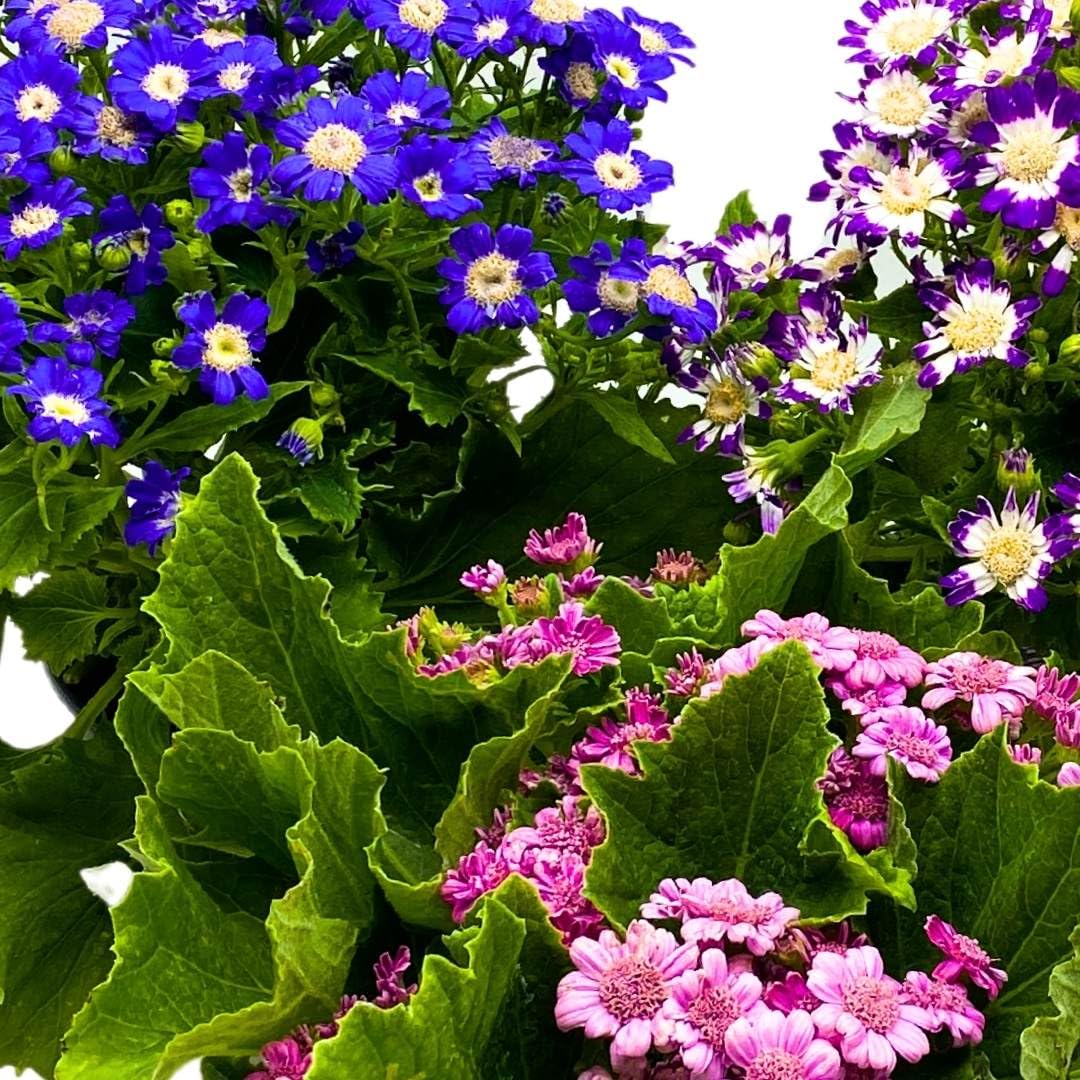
[
  {"xmin": 0, "ymin": 731, "xmax": 139, "ymax": 1076},
  {"xmin": 585, "ymin": 576, "xmax": 674, "ymax": 655},
  {"xmin": 717, "ymin": 190, "xmax": 758, "ymax": 234},
  {"xmin": 661, "ymin": 465, "xmax": 852, "ymax": 646},
  {"xmin": 266, "ymin": 263, "xmax": 297, "ymax": 334},
  {"xmin": 847, "ymin": 284, "xmax": 926, "ymax": 341},
  {"xmin": 892, "ymin": 401, "xmax": 973, "ymax": 490},
  {"xmin": 578, "ymin": 390, "xmax": 675, "ymax": 463},
  {"xmin": 161, "ymin": 244, "xmax": 213, "ymax": 293},
  {"xmin": 340, "ymin": 346, "xmax": 467, "ymax": 426},
  {"xmin": 295, "ymin": 453, "xmax": 365, "ymax": 529},
  {"xmin": 582, "ymin": 643, "xmax": 914, "ymax": 928},
  {"xmin": 836, "ymin": 366, "xmax": 929, "ymax": 476},
  {"xmin": 1020, "ymin": 927, "xmax": 1080, "ymax": 1080}
]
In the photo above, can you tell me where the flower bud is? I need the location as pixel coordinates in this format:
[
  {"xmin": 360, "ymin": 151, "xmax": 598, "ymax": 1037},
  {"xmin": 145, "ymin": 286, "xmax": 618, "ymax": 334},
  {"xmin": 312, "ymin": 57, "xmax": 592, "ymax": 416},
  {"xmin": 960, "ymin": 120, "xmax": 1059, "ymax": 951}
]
[
  {"xmin": 150, "ymin": 358, "xmax": 188, "ymax": 390},
  {"xmin": 723, "ymin": 520, "xmax": 752, "ymax": 546},
  {"xmin": 187, "ymin": 235, "xmax": 212, "ymax": 262},
  {"xmin": 1059, "ymin": 333, "xmax": 1080, "ymax": 364},
  {"xmin": 732, "ymin": 342, "xmax": 779, "ymax": 383},
  {"xmin": 164, "ymin": 199, "xmax": 195, "ymax": 230},
  {"xmin": 69, "ymin": 240, "xmax": 91, "ymax": 267},
  {"xmin": 1028, "ymin": 327, "xmax": 1049, "ymax": 344},
  {"xmin": 277, "ymin": 418, "xmax": 324, "ymax": 465},
  {"xmin": 417, "ymin": 607, "xmax": 470, "ymax": 657},
  {"xmin": 310, "ymin": 381, "xmax": 339, "ymax": 409},
  {"xmin": 96, "ymin": 241, "xmax": 132, "ymax": 272},
  {"xmin": 0, "ymin": 282, "xmax": 20, "ymax": 301},
  {"xmin": 997, "ymin": 446, "xmax": 1040, "ymax": 499},
  {"xmin": 48, "ymin": 145, "xmax": 75, "ymax": 175},
  {"xmin": 152, "ymin": 337, "xmax": 178, "ymax": 358},
  {"xmin": 174, "ymin": 120, "xmax": 206, "ymax": 153}
]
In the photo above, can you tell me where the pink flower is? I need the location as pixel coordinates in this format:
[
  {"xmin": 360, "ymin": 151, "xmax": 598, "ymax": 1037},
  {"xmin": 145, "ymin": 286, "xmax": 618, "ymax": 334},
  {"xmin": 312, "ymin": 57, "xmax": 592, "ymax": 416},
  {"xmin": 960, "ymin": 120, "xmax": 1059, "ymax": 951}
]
[
  {"xmin": 246, "ymin": 1037, "xmax": 311, "ymax": 1080},
  {"xmin": 1058, "ymin": 762, "xmax": 1080, "ymax": 787},
  {"xmin": 921, "ymin": 652, "xmax": 1036, "ymax": 733},
  {"xmin": 574, "ymin": 688, "xmax": 672, "ymax": 773},
  {"xmin": 827, "ymin": 674, "xmax": 908, "ymax": 720},
  {"xmin": 666, "ymin": 649, "xmax": 708, "ymax": 696},
  {"xmin": 532, "ymin": 851, "xmax": 606, "ymax": 944},
  {"xmin": 847, "ymin": 630, "xmax": 926, "ymax": 688},
  {"xmin": 440, "ymin": 841, "xmax": 509, "ymax": 922},
  {"xmin": 1009, "ymin": 742, "xmax": 1042, "ymax": 765},
  {"xmin": 662, "ymin": 948, "xmax": 765, "ymax": 1078},
  {"xmin": 680, "ymin": 878, "xmax": 800, "ymax": 956},
  {"xmin": 807, "ymin": 946, "xmax": 932, "ymax": 1071},
  {"xmin": 641, "ymin": 876, "xmax": 711, "ymax": 921},
  {"xmin": 724, "ymin": 1008, "xmax": 842, "ymax": 1079},
  {"xmin": 699, "ymin": 639, "xmax": 768, "ymax": 699},
  {"xmin": 764, "ymin": 971, "xmax": 820, "ymax": 1014},
  {"xmin": 459, "ymin": 559, "xmax": 506, "ymax": 595},
  {"xmin": 1033, "ymin": 666, "xmax": 1080, "ymax": 747},
  {"xmin": 852, "ymin": 706, "xmax": 953, "ymax": 782},
  {"xmin": 555, "ymin": 920, "xmax": 699, "ymax": 1061},
  {"xmin": 524, "ymin": 511, "xmax": 602, "ymax": 570},
  {"xmin": 902, "ymin": 971, "xmax": 985, "ymax": 1047},
  {"xmin": 536, "ymin": 601, "xmax": 621, "ymax": 676},
  {"xmin": 563, "ymin": 566, "xmax": 605, "ymax": 597},
  {"xmin": 924, "ymin": 916, "xmax": 1007, "ymax": 999},
  {"xmin": 820, "ymin": 749, "xmax": 889, "ymax": 853},
  {"xmin": 501, "ymin": 795, "xmax": 605, "ymax": 873},
  {"xmin": 741, "ymin": 610, "xmax": 859, "ymax": 672},
  {"xmin": 372, "ymin": 946, "xmax": 416, "ymax": 1008},
  {"xmin": 651, "ymin": 548, "xmax": 705, "ymax": 586}
]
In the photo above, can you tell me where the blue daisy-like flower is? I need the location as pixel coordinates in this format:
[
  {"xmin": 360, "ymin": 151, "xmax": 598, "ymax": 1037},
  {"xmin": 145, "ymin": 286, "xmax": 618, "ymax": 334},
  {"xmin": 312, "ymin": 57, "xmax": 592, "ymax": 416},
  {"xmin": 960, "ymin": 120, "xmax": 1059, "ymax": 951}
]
[
  {"xmin": 172, "ymin": 0, "xmax": 256, "ymax": 34},
  {"xmin": 639, "ymin": 253, "xmax": 717, "ymax": 344},
  {"xmin": 0, "ymin": 178, "xmax": 92, "ymax": 260},
  {"xmin": 12, "ymin": 0, "xmax": 136, "ymax": 52},
  {"xmin": 538, "ymin": 31, "xmax": 604, "ymax": 110},
  {"xmin": 32, "ymin": 290, "xmax": 136, "ymax": 365},
  {"xmin": 564, "ymin": 238, "xmax": 648, "ymax": 337},
  {"xmin": 359, "ymin": 70, "xmax": 452, "ymax": 131},
  {"xmin": 0, "ymin": 292, "xmax": 28, "ymax": 374},
  {"xmin": 70, "ymin": 98, "xmax": 156, "ymax": 165},
  {"xmin": 438, "ymin": 222, "xmax": 557, "ymax": 333},
  {"xmin": 0, "ymin": 53, "xmax": 82, "ymax": 139},
  {"xmin": 306, "ymin": 221, "xmax": 365, "ymax": 274},
  {"xmin": 274, "ymin": 95, "xmax": 400, "ymax": 203},
  {"xmin": 109, "ymin": 24, "xmax": 215, "ymax": 131},
  {"xmin": 363, "ymin": 0, "xmax": 474, "ymax": 60},
  {"xmin": 172, "ymin": 291, "xmax": 271, "ymax": 405},
  {"xmin": 207, "ymin": 35, "xmax": 287, "ymax": 112},
  {"xmin": 397, "ymin": 135, "xmax": 487, "ymax": 219},
  {"xmin": 94, "ymin": 196, "xmax": 175, "ymax": 295},
  {"xmin": 191, "ymin": 133, "xmax": 293, "ymax": 232},
  {"xmin": 561, "ymin": 118, "xmax": 673, "ymax": 212},
  {"xmin": 0, "ymin": 120, "xmax": 54, "ymax": 184},
  {"xmin": 469, "ymin": 118, "xmax": 558, "ymax": 188},
  {"xmin": 585, "ymin": 9, "xmax": 675, "ymax": 110},
  {"xmin": 441, "ymin": 0, "xmax": 527, "ymax": 57},
  {"xmin": 621, "ymin": 7, "xmax": 695, "ymax": 66},
  {"xmin": 123, "ymin": 460, "xmax": 191, "ymax": 555},
  {"xmin": 519, "ymin": 0, "xmax": 585, "ymax": 46},
  {"xmin": 7, "ymin": 356, "xmax": 120, "ymax": 448}
]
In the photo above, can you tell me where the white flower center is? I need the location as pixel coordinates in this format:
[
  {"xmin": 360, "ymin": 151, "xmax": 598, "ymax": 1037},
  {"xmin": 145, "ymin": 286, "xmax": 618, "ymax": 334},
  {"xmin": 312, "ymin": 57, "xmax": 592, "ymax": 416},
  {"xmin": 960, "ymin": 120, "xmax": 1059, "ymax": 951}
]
[
  {"xmin": 705, "ymin": 379, "xmax": 749, "ymax": 424},
  {"xmin": 141, "ymin": 63, "xmax": 190, "ymax": 104},
  {"xmin": 594, "ymin": 150, "xmax": 642, "ymax": 191},
  {"xmin": 880, "ymin": 166, "xmax": 933, "ymax": 215},
  {"xmin": 398, "ymin": 0, "xmax": 447, "ymax": 32},
  {"xmin": 46, "ymin": 0, "xmax": 104, "ymax": 47},
  {"xmin": 40, "ymin": 392, "xmax": 90, "ymax": 425},
  {"xmin": 605, "ymin": 54, "xmax": 640, "ymax": 88},
  {"xmin": 202, "ymin": 322, "xmax": 253, "ymax": 372},
  {"xmin": 821, "ymin": 247, "xmax": 863, "ymax": 276},
  {"xmin": 127, "ymin": 227, "xmax": 150, "ymax": 258},
  {"xmin": 227, "ymin": 166, "xmax": 254, "ymax": 201},
  {"xmin": 1056, "ymin": 203, "xmax": 1080, "ymax": 248},
  {"xmin": 412, "ymin": 170, "xmax": 444, "ymax": 202},
  {"xmin": 874, "ymin": 7, "xmax": 946, "ymax": 56},
  {"xmin": 15, "ymin": 84, "xmax": 62, "ymax": 123},
  {"xmin": 634, "ymin": 25, "xmax": 668, "ymax": 55},
  {"xmin": 488, "ymin": 134, "xmax": 546, "ymax": 171},
  {"xmin": 199, "ymin": 27, "xmax": 244, "ymax": 46},
  {"xmin": 9, "ymin": 203, "xmax": 60, "ymax": 238},
  {"xmin": 597, "ymin": 273, "xmax": 640, "ymax": 313},
  {"xmin": 218, "ymin": 61, "xmax": 255, "ymax": 92},
  {"xmin": 872, "ymin": 73, "xmax": 932, "ymax": 129},
  {"xmin": 385, "ymin": 101, "xmax": 421, "ymax": 125},
  {"xmin": 465, "ymin": 252, "xmax": 522, "ymax": 305},
  {"xmin": 810, "ymin": 347, "xmax": 857, "ymax": 391},
  {"xmin": 944, "ymin": 304, "xmax": 1006, "ymax": 354},
  {"xmin": 96, "ymin": 104, "xmax": 138, "ymax": 147},
  {"xmin": 644, "ymin": 264, "xmax": 697, "ymax": 307},
  {"xmin": 474, "ymin": 16, "xmax": 509, "ymax": 41},
  {"xmin": 530, "ymin": 0, "xmax": 584, "ymax": 24},
  {"xmin": 950, "ymin": 92, "xmax": 989, "ymax": 141},
  {"xmin": 303, "ymin": 123, "xmax": 367, "ymax": 173},
  {"xmin": 973, "ymin": 39, "xmax": 1029, "ymax": 82},
  {"xmin": 1002, "ymin": 126, "xmax": 1060, "ymax": 183},
  {"xmin": 566, "ymin": 62, "xmax": 599, "ymax": 101},
  {"xmin": 982, "ymin": 526, "xmax": 1035, "ymax": 585}
]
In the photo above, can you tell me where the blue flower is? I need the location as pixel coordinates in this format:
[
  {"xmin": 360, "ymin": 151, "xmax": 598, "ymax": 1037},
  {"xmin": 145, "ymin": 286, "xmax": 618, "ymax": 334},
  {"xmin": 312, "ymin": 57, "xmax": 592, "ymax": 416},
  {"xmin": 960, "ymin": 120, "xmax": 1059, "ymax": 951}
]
[
  {"xmin": 585, "ymin": 9, "xmax": 675, "ymax": 110},
  {"xmin": 538, "ymin": 30, "xmax": 603, "ymax": 110},
  {"xmin": 11, "ymin": 0, "xmax": 136, "ymax": 52},
  {"xmin": 109, "ymin": 24, "xmax": 215, "ymax": 130},
  {"xmin": 276, "ymin": 419, "xmax": 322, "ymax": 464},
  {"xmin": 0, "ymin": 178, "xmax": 92, "ymax": 260},
  {"xmin": 0, "ymin": 54, "xmax": 82, "ymax": 140},
  {"xmin": 32, "ymin": 290, "xmax": 136, "ymax": 365},
  {"xmin": 398, "ymin": 136, "xmax": 486, "ymax": 219},
  {"xmin": 621, "ymin": 7, "xmax": 695, "ymax": 66},
  {"xmin": 7, "ymin": 356, "xmax": 120, "ymax": 448},
  {"xmin": 0, "ymin": 292, "xmax": 28, "ymax": 373},
  {"xmin": 561, "ymin": 119, "xmax": 673, "ymax": 212},
  {"xmin": 93, "ymin": 196, "xmax": 176, "ymax": 295},
  {"xmin": 359, "ymin": 70, "xmax": 452, "ymax": 131},
  {"xmin": 191, "ymin": 133, "xmax": 292, "ymax": 232},
  {"xmin": 123, "ymin": 461, "xmax": 191, "ymax": 555},
  {"xmin": 363, "ymin": 0, "xmax": 474, "ymax": 60},
  {"xmin": 639, "ymin": 253, "xmax": 717, "ymax": 344},
  {"xmin": 565, "ymin": 238, "xmax": 648, "ymax": 336},
  {"xmin": 207, "ymin": 35, "xmax": 287, "ymax": 112},
  {"xmin": 519, "ymin": 0, "xmax": 585, "ymax": 46},
  {"xmin": 172, "ymin": 291, "xmax": 271, "ymax": 405},
  {"xmin": 0, "ymin": 120, "xmax": 53, "ymax": 184},
  {"xmin": 438, "ymin": 222, "xmax": 556, "ymax": 333},
  {"xmin": 469, "ymin": 118, "xmax": 558, "ymax": 188},
  {"xmin": 441, "ymin": 0, "xmax": 527, "ymax": 57},
  {"xmin": 274, "ymin": 96, "xmax": 399, "ymax": 203},
  {"xmin": 70, "ymin": 99, "xmax": 156, "ymax": 165},
  {"xmin": 306, "ymin": 221, "xmax": 365, "ymax": 273},
  {"xmin": 172, "ymin": 0, "xmax": 256, "ymax": 34}
]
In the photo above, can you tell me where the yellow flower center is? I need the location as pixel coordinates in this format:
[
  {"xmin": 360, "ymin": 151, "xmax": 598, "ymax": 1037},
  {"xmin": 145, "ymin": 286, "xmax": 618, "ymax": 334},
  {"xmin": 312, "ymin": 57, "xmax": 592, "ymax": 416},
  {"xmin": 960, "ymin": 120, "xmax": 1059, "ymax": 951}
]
[
  {"xmin": 594, "ymin": 150, "xmax": 643, "ymax": 191},
  {"xmin": 875, "ymin": 77, "xmax": 930, "ymax": 128},
  {"xmin": 880, "ymin": 166, "xmax": 933, "ymax": 215},
  {"xmin": 141, "ymin": 63, "xmax": 190, "ymax": 104},
  {"xmin": 127, "ymin": 227, "xmax": 150, "ymax": 258},
  {"xmin": 634, "ymin": 25, "xmax": 668, "ymax": 55},
  {"xmin": 822, "ymin": 248, "xmax": 863, "ymax": 276},
  {"xmin": 398, "ymin": 0, "xmax": 447, "ymax": 32},
  {"xmin": 566, "ymin": 62, "xmax": 600, "ymax": 101},
  {"xmin": 705, "ymin": 379, "xmax": 749, "ymax": 424},
  {"xmin": 40, "ymin": 392, "xmax": 90, "ymax": 425},
  {"xmin": 644, "ymin": 265, "xmax": 697, "ymax": 307},
  {"xmin": 944, "ymin": 307, "xmax": 1006, "ymax": 354},
  {"xmin": 96, "ymin": 104, "xmax": 138, "ymax": 147},
  {"xmin": 227, "ymin": 166, "xmax": 254, "ymax": 201},
  {"xmin": 1055, "ymin": 203, "xmax": 1080, "ymax": 249},
  {"xmin": 303, "ymin": 123, "xmax": 367, "ymax": 173},
  {"xmin": 201, "ymin": 322, "xmax": 253, "ymax": 372},
  {"xmin": 530, "ymin": 0, "xmax": 584, "ymax": 23},
  {"xmin": 879, "ymin": 8, "xmax": 944, "ymax": 56},
  {"xmin": 465, "ymin": 252, "xmax": 522, "ymax": 305},
  {"xmin": 1002, "ymin": 128, "xmax": 1059, "ymax": 183},
  {"xmin": 15, "ymin": 84, "xmax": 62, "ymax": 123},
  {"xmin": 982, "ymin": 527, "xmax": 1035, "ymax": 585},
  {"xmin": 474, "ymin": 15, "xmax": 509, "ymax": 41},
  {"xmin": 605, "ymin": 54, "xmax": 640, "ymax": 88},
  {"xmin": 950, "ymin": 92, "xmax": 989, "ymax": 140},
  {"xmin": 199, "ymin": 27, "xmax": 244, "ymax": 46},
  {"xmin": 413, "ymin": 170, "xmax": 444, "ymax": 202},
  {"xmin": 218, "ymin": 61, "xmax": 255, "ymax": 92},
  {"xmin": 810, "ymin": 347, "xmax": 857, "ymax": 391},
  {"xmin": 9, "ymin": 203, "xmax": 60, "ymax": 238},
  {"xmin": 974, "ymin": 39, "xmax": 1029, "ymax": 81},
  {"xmin": 46, "ymin": 0, "xmax": 103, "ymax": 46},
  {"xmin": 597, "ymin": 273, "xmax": 641, "ymax": 313}
]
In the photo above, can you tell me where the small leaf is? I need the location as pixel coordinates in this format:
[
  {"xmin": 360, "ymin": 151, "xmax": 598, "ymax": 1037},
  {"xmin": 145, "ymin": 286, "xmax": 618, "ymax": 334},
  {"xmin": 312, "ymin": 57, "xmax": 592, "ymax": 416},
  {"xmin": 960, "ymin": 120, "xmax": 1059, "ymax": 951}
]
[
  {"xmin": 847, "ymin": 284, "xmax": 926, "ymax": 341},
  {"xmin": 717, "ymin": 190, "xmax": 758, "ymax": 234},
  {"xmin": 836, "ymin": 366, "xmax": 929, "ymax": 476},
  {"xmin": 579, "ymin": 390, "xmax": 675, "ymax": 463},
  {"xmin": 266, "ymin": 263, "xmax": 297, "ymax": 334}
]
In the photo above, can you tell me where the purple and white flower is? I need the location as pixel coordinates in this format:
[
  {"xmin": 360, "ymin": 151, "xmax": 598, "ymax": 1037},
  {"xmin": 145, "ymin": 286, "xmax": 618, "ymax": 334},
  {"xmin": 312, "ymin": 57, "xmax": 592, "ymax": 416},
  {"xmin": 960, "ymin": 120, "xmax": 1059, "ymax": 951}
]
[
  {"xmin": 705, "ymin": 215, "xmax": 793, "ymax": 293},
  {"xmin": 810, "ymin": 121, "xmax": 896, "ymax": 208},
  {"xmin": 839, "ymin": 0, "xmax": 955, "ymax": 69},
  {"xmin": 1031, "ymin": 203, "xmax": 1080, "ymax": 295},
  {"xmin": 861, "ymin": 67, "xmax": 946, "ymax": 138},
  {"xmin": 677, "ymin": 351, "xmax": 770, "ymax": 455},
  {"xmin": 723, "ymin": 449, "xmax": 788, "ymax": 535},
  {"xmin": 778, "ymin": 318, "xmax": 882, "ymax": 414},
  {"xmin": 937, "ymin": 21, "xmax": 1050, "ymax": 98}
]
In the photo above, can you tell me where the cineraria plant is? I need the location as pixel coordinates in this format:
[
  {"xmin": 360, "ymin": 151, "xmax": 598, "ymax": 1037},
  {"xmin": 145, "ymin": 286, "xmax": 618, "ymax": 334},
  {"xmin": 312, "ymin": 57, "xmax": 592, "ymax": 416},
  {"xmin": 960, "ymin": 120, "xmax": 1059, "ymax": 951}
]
[{"xmin": 7, "ymin": 0, "xmax": 1080, "ymax": 1079}]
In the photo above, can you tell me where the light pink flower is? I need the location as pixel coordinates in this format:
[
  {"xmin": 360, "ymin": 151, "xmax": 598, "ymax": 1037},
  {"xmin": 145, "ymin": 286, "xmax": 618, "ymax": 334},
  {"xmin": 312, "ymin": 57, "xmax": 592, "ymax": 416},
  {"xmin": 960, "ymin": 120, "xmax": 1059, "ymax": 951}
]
[
  {"xmin": 724, "ymin": 1008, "xmax": 842, "ymax": 1079},
  {"xmin": 1033, "ymin": 665, "xmax": 1080, "ymax": 747},
  {"xmin": 921, "ymin": 652, "xmax": 1036, "ymax": 733},
  {"xmin": 852, "ymin": 706, "xmax": 953, "ymax": 782},
  {"xmin": 827, "ymin": 674, "xmax": 908, "ymax": 720},
  {"xmin": 440, "ymin": 841, "xmax": 509, "ymax": 922},
  {"xmin": 501, "ymin": 795, "xmax": 604, "ymax": 873},
  {"xmin": 699, "ymin": 639, "xmax": 769, "ymax": 699},
  {"xmin": 902, "ymin": 971, "xmax": 985, "ymax": 1047},
  {"xmin": 1009, "ymin": 742, "xmax": 1042, "ymax": 766},
  {"xmin": 680, "ymin": 878, "xmax": 800, "ymax": 956},
  {"xmin": 524, "ymin": 511, "xmax": 602, "ymax": 569},
  {"xmin": 662, "ymin": 948, "xmax": 764, "ymax": 1078},
  {"xmin": 741, "ymin": 610, "xmax": 859, "ymax": 672},
  {"xmin": 536, "ymin": 601, "xmax": 622, "ymax": 676},
  {"xmin": 1058, "ymin": 762, "xmax": 1080, "ymax": 787},
  {"xmin": 555, "ymin": 920, "xmax": 699, "ymax": 1061},
  {"xmin": 807, "ymin": 946, "xmax": 932, "ymax": 1071},
  {"xmin": 924, "ymin": 916, "xmax": 1007, "ymax": 999},
  {"xmin": 641, "ymin": 877, "xmax": 712, "ymax": 921},
  {"xmin": 460, "ymin": 559, "xmax": 507, "ymax": 595},
  {"xmin": 847, "ymin": 630, "xmax": 926, "ymax": 688}
]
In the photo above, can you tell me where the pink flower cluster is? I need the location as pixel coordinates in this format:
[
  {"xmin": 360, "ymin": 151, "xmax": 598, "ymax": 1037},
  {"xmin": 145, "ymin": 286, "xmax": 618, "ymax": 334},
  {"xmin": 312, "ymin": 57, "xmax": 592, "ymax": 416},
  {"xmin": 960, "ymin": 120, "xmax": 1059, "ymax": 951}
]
[
  {"xmin": 556, "ymin": 878, "xmax": 999, "ymax": 1079},
  {"xmin": 245, "ymin": 948, "xmax": 416, "ymax": 1080}
]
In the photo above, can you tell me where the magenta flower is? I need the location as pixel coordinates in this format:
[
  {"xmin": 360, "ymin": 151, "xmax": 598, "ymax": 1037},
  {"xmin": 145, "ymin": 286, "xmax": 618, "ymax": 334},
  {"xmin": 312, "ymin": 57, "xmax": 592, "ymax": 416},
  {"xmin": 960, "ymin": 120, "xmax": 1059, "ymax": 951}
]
[
  {"xmin": 460, "ymin": 559, "xmax": 506, "ymax": 595},
  {"xmin": 524, "ymin": 511, "xmax": 602, "ymax": 571},
  {"xmin": 1033, "ymin": 665, "xmax": 1080, "ymax": 746},
  {"xmin": 699, "ymin": 639, "xmax": 769, "ymax": 699},
  {"xmin": 679, "ymin": 878, "xmax": 800, "ymax": 956},
  {"xmin": 902, "ymin": 972, "xmax": 985, "ymax": 1047},
  {"xmin": 555, "ymin": 920, "xmax": 699, "ymax": 1061},
  {"xmin": 741, "ymin": 610, "xmax": 859, "ymax": 673},
  {"xmin": 852, "ymin": 706, "xmax": 953, "ymax": 782},
  {"xmin": 440, "ymin": 841, "xmax": 509, "ymax": 922},
  {"xmin": 1010, "ymin": 743, "xmax": 1042, "ymax": 765},
  {"xmin": 827, "ymin": 674, "xmax": 908, "ymax": 720},
  {"xmin": 501, "ymin": 795, "xmax": 605, "ymax": 873},
  {"xmin": 574, "ymin": 688, "xmax": 672, "ymax": 773},
  {"xmin": 1059, "ymin": 762, "xmax": 1080, "ymax": 787},
  {"xmin": 535, "ymin": 601, "xmax": 621, "ymax": 676},
  {"xmin": 531, "ymin": 851, "xmax": 606, "ymax": 944},
  {"xmin": 665, "ymin": 648, "xmax": 708, "ymax": 696},
  {"xmin": 246, "ymin": 1036, "xmax": 311, "ymax": 1080},
  {"xmin": 562, "ymin": 566, "xmax": 604, "ymax": 598},
  {"xmin": 807, "ymin": 946, "xmax": 932, "ymax": 1071},
  {"xmin": 924, "ymin": 916, "xmax": 1007, "ymax": 999},
  {"xmin": 372, "ymin": 946, "xmax": 417, "ymax": 1008},
  {"xmin": 724, "ymin": 1008, "xmax": 841, "ymax": 1080},
  {"xmin": 764, "ymin": 971, "xmax": 820, "ymax": 1015},
  {"xmin": 641, "ymin": 877, "xmax": 711, "ymax": 921},
  {"xmin": 820, "ymin": 748, "xmax": 889, "ymax": 853},
  {"xmin": 921, "ymin": 652, "xmax": 1037, "ymax": 733},
  {"xmin": 662, "ymin": 948, "xmax": 764, "ymax": 1077},
  {"xmin": 847, "ymin": 630, "xmax": 926, "ymax": 688}
]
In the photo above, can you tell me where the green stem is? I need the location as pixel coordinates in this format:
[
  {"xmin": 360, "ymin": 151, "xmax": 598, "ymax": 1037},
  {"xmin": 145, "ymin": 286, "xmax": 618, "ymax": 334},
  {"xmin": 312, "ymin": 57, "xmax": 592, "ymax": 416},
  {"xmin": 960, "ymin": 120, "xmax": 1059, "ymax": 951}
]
[
  {"xmin": 65, "ymin": 661, "xmax": 132, "ymax": 741},
  {"xmin": 375, "ymin": 259, "xmax": 422, "ymax": 340}
]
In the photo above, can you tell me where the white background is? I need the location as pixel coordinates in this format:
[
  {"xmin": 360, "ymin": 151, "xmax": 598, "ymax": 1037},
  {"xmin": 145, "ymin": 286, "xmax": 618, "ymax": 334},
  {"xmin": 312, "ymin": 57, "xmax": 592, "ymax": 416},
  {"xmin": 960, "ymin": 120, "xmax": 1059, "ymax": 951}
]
[{"xmin": 0, "ymin": 2, "xmax": 848, "ymax": 1076}]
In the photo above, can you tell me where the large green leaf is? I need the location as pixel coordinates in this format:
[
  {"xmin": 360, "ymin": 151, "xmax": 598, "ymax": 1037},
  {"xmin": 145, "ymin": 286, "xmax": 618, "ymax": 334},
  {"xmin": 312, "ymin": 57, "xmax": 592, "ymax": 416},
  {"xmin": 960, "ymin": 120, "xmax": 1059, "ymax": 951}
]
[
  {"xmin": 835, "ymin": 366, "xmax": 929, "ymax": 477},
  {"xmin": 582, "ymin": 643, "xmax": 914, "ymax": 928},
  {"xmin": 1020, "ymin": 927, "xmax": 1080, "ymax": 1080}
]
